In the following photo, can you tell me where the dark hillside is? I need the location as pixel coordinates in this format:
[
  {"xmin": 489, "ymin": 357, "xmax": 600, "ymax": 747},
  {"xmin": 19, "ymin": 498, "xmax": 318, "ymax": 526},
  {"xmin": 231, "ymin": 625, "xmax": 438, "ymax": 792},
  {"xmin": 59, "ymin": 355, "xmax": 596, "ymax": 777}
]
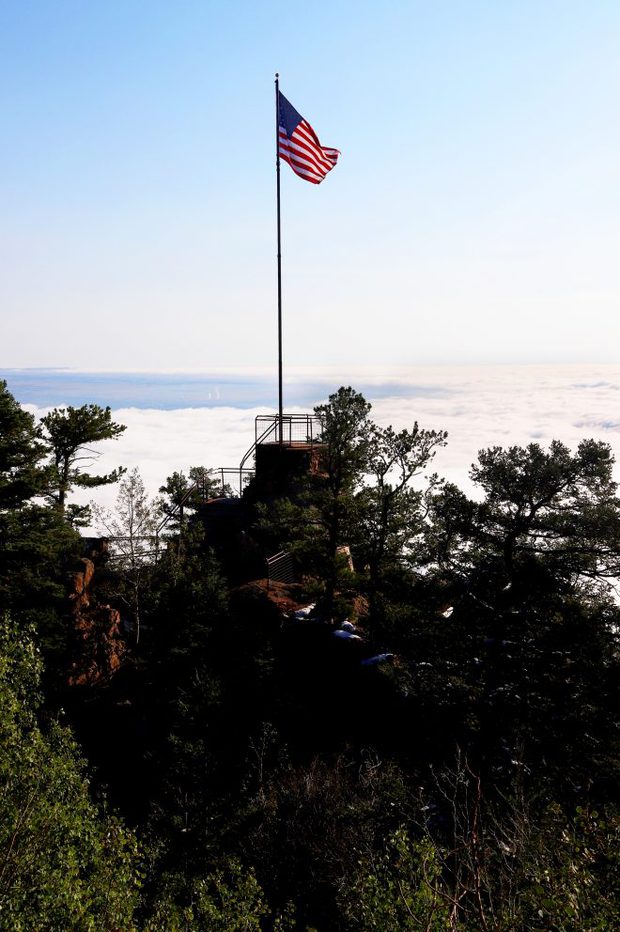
[{"xmin": 1, "ymin": 381, "xmax": 619, "ymax": 929}]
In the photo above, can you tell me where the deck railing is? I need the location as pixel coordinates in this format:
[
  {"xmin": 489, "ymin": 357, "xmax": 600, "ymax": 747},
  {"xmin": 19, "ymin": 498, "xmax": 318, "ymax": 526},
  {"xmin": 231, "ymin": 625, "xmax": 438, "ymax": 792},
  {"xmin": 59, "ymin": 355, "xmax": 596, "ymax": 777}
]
[
  {"xmin": 108, "ymin": 414, "xmax": 323, "ymax": 559},
  {"xmin": 266, "ymin": 550, "xmax": 295, "ymax": 585},
  {"xmin": 253, "ymin": 413, "xmax": 322, "ymax": 446}
]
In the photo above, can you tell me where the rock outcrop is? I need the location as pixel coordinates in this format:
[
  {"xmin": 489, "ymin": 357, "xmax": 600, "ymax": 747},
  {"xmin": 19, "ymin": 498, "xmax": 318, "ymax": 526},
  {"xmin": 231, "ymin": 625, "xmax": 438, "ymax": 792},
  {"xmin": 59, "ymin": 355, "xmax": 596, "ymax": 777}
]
[{"xmin": 66, "ymin": 542, "xmax": 128, "ymax": 688}]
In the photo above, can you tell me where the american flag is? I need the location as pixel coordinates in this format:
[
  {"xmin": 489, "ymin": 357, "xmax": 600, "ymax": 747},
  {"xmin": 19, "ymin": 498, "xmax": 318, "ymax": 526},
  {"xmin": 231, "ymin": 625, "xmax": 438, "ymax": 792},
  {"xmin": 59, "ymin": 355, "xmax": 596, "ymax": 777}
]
[{"xmin": 278, "ymin": 91, "xmax": 340, "ymax": 184}]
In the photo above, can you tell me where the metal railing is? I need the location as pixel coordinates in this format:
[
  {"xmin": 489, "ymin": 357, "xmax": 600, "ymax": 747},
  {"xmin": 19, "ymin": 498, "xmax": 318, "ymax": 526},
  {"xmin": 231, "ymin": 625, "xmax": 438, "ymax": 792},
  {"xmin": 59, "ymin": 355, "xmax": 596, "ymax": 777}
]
[
  {"xmin": 218, "ymin": 467, "xmax": 254, "ymax": 498},
  {"xmin": 266, "ymin": 550, "xmax": 295, "ymax": 585},
  {"xmin": 105, "ymin": 536, "xmax": 160, "ymax": 565},
  {"xmin": 154, "ymin": 415, "xmax": 321, "ymax": 543},
  {"xmin": 236, "ymin": 413, "xmax": 322, "ymax": 478},
  {"xmin": 104, "ymin": 414, "xmax": 323, "ymax": 566},
  {"xmin": 154, "ymin": 470, "xmax": 242, "ymax": 542},
  {"xmin": 254, "ymin": 413, "xmax": 322, "ymax": 446}
]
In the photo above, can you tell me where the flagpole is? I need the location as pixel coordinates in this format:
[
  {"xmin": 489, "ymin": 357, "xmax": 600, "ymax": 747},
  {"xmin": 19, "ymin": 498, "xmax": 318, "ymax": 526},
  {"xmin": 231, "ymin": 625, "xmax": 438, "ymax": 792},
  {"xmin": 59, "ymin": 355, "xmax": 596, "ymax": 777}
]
[{"xmin": 275, "ymin": 72, "xmax": 283, "ymax": 444}]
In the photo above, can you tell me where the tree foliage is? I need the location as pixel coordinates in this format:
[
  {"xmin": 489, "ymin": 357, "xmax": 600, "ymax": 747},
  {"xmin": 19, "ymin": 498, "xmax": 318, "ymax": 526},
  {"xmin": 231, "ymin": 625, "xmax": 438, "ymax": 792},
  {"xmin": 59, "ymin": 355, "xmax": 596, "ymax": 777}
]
[
  {"xmin": 357, "ymin": 421, "xmax": 447, "ymax": 614},
  {"xmin": 157, "ymin": 466, "xmax": 224, "ymax": 538},
  {"xmin": 315, "ymin": 386, "xmax": 372, "ymax": 564},
  {"xmin": 0, "ymin": 383, "xmax": 80, "ymax": 632},
  {"xmin": 92, "ymin": 467, "xmax": 159, "ymax": 644},
  {"xmin": 143, "ymin": 860, "xmax": 269, "ymax": 931},
  {"xmin": 1, "ymin": 381, "xmax": 620, "ymax": 927},
  {"xmin": 433, "ymin": 439, "xmax": 620, "ymax": 590},
  {"xmin": 0, "ymin": 614, "xmax": 141, "ymax": 930},
  {"xmin": 41, "ymin": 404, "xmax": 126, "ymax": 523},
  {"xmin": 0, "ymin": 380, "xmax": 48, "ymax": 508},
  {"xmin": 307, "ymin": 388, "xmax": 448, "ymax": 620}
]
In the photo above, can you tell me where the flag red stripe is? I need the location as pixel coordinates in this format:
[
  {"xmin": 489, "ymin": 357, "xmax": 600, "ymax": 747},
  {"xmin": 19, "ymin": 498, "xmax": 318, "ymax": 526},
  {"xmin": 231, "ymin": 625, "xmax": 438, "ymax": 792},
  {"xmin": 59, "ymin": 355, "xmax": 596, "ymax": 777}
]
[
  {"xmin": 279, "ymin": 132, "xmax": 334, "ymax": 178},
  {"xmin": 281, "ymin": 150, "xmax": 325, "ymax": 183},
  {"xmin": 280, "ymin": 150, "xmax": 324, "ymax": 183},
  {"xmin": 295, "ymin": 121, "xmax": 339, "ymax": 165},
  {"xmin": 279, "ymin": 142, "xmax": 326, "ymax": 182},
  {"xmin": 293, "ymin": 123, "xmax": 333, "ymax": 167},
  {"xmin": 293, "ymin": 123, "xmax": 338, "ymax": 172},
  {"xmin": 279, "ymin": 130, "xmax": 339, "ymax": 183},
  {"xmin": 280, "ymin": 152, "xmax": 323, "ymax": 183},
  {"xmin": 291, "ymin": 133, "xmax": 337, "ymax": 173},
  {"xmin": 281, "ymin": 133, "xmax": 330, "ymax": 173}
]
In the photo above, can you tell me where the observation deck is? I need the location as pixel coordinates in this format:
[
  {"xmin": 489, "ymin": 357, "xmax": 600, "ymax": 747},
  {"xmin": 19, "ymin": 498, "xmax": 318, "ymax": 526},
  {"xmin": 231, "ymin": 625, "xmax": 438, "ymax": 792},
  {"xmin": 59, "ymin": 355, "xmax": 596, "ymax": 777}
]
[{"xmin": 218, "ymin": 413, "xmax": 323, "ymax": 497}]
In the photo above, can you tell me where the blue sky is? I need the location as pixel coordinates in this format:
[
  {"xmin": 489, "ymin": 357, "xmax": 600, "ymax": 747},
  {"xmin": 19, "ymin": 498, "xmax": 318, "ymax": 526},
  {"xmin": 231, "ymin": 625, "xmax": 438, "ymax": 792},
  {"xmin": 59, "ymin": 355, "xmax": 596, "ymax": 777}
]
[{"xmin": 2, "ymin": 1, "xmax": 619, "ymax": 370}]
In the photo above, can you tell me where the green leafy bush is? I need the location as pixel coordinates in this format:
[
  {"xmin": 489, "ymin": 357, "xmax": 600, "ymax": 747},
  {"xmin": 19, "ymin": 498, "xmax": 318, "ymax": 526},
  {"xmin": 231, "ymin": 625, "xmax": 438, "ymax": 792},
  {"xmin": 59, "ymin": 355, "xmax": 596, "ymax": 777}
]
[{"xmin": 0, "ymin": 614, "xmax": 141, "ymax": 931}]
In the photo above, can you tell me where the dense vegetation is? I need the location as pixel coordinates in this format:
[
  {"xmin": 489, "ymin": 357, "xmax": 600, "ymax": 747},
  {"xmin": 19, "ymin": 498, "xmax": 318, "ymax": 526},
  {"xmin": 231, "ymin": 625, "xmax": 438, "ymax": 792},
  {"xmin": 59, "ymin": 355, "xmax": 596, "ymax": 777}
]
[{"xmin": 0, "ymin": 379, "xmax": 619, "ymax": 930}]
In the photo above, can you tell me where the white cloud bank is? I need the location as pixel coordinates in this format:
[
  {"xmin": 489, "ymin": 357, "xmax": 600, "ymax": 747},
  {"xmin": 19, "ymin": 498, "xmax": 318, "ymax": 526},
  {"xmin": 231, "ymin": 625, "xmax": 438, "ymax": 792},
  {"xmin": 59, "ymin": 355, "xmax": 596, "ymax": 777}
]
[
  {"xmin": 369, "ymin": 365, "xmax": 620, "ymax": 495},
  {"xmin": 24, "ymin": 364, "xmax": 620, "ymax": 526}
]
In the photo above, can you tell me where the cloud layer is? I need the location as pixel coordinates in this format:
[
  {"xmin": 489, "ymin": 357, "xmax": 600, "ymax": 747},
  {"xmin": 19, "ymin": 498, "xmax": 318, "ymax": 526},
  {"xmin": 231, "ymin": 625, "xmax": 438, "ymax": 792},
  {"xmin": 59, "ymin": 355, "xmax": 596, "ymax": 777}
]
[{"xmin": 23, "ymin": 364, "xmax": 620, "ymax": 527}]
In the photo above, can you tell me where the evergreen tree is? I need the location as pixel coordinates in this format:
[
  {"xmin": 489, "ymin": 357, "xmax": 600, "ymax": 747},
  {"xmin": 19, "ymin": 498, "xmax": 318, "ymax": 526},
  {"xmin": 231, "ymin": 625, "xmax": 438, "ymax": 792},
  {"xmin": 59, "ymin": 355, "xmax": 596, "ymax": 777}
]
[
  {"xmin": 0, "ymin": 383, "xmax": 80, "ymax": 632},
  {"xmin": 313, "ymin": 387, "xmax": 372, "ymax": 609},
  {"xmin": 437, "ymin": 439, "xmax": 620, "ymax": 591},
  {"xmin": 41, "ymin": 404, "xmax": 126, "ymax": 525},
  {"xmin": 158, "ymin": 466, "xmax": 224, "ymax": 536},
  {"xmin": 356, "ymin": 421, "xmax": 447, "ymax": 618},
  {"xmin": 0, "ymin": 380, "xmax": 48, "ymax": 508},
  {"xmin": 417, "ymin": 439, "xmax": 620, "ymax": 788}
]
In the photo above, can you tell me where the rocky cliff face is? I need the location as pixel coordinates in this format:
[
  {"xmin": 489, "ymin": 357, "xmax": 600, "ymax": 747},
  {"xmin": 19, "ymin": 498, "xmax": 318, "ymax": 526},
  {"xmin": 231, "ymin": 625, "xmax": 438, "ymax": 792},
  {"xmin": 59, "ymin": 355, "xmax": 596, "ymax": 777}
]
[{"xmin": 66, "ymin": 543, "xmax": 128, "ymax": 688}]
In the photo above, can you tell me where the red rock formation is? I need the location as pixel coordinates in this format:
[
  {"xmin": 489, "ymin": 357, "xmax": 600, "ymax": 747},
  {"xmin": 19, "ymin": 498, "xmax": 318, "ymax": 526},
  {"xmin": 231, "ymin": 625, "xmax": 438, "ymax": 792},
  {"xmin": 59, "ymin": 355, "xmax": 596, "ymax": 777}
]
[
  {"xmin": 66, "ymin": 542, "xmax": 128, "ymax": 688},
  {"xmin": 68, "ymin": 605, "xmax": 127, "ymax": 688}
]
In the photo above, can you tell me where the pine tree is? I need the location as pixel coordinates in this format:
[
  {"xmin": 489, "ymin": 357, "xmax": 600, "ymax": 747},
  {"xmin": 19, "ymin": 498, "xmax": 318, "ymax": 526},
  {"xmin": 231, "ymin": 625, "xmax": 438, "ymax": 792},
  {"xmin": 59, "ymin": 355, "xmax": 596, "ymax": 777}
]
[
  {"xmin": 0, "ymin": 379, "xmax": 48, "ymax": 508},
  {"xmin": 41, "ymin": 404, "xmax": 126, "ymax": 524},
  {"xmin": 0, "ymin": 383, "xmax": 80, "ymax": 627}
]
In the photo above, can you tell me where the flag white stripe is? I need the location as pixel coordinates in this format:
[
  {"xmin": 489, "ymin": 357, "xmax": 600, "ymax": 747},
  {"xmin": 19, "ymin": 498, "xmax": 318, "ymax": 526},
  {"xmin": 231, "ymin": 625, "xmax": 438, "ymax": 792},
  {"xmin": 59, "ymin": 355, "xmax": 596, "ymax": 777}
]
[
  {"xmin": 279, "ymin": 131, "xmax": 339, "ymax": 182},
  {"xmin": 294, "ymin": 122, "xmax": 338, "ymax": 170},
  {"xmin": 280, "ymin": 151, "xmax": 323, "ymax": 182},
  {"xmin": 280, "ymin": 133, "xmax": 333, "ymax": 177}
]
